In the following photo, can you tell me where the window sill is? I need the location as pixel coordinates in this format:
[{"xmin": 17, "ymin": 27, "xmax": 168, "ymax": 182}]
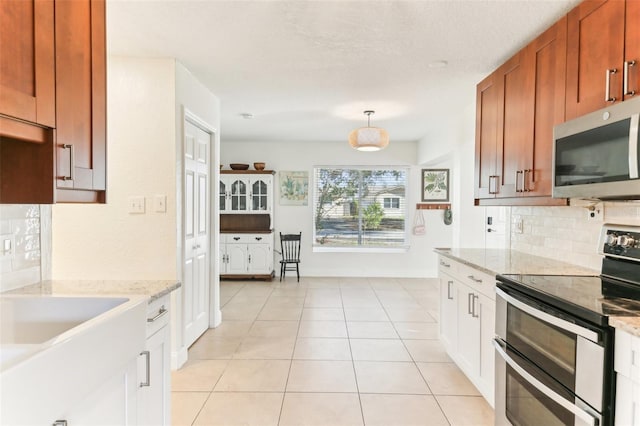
[{"xmin": 312, "ymin": 246, "xmax": 410, "ymax": 254}]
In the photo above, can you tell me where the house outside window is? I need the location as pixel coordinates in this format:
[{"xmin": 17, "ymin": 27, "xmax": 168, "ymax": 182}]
[
  {"xmin": 383, "ymin": 197, "xmax": 400, "ymax": 209},
  {"xmin": 313, "ymin": 167, "xmax": 408, "ymax": 251}
]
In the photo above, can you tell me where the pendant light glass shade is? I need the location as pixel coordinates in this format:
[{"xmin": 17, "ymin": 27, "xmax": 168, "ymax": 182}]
[{"xmin": 348, "ymin": 111, "xmax": 389, "ymax": 151}]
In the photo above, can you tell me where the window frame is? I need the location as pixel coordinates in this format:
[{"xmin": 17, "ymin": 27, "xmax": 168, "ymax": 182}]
[{"xmin": 312, "ymin": 165, "xmax": 410, "ymax": 253}]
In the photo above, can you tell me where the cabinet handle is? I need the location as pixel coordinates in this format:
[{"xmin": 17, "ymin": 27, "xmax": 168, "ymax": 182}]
[
  {"xmin": 233, "ymin": 237, "xmax": 240, "ymax": 241},
  {"xmin": 52, "ymin": 421, "xmax": 68, "ymax": 426},
  {"xmin": 515, "ymin": 170, "xmax": 522, "ymax": 193},
  {"xmin": 467, "ymin": 275, "xmax": 482, "ymax": 283},
  {"xmin": 624, "ymin": 60, "xmax": 637, "ymax": 96},
  {"xmin": 248, "ymin": 254, "xmax": 252, "ymax": 263},
  {"xmin": 440, "ymin": 260, "xmax": 450, "ymax": 268},
  {"xmin": 472, "ymin": 295, "xmax": 479, "ymax": 318},
  {"xmin": 140, "ymin": 350, "xmax": 150, "ymax": 387},
  {"xmin": 255, "ymin": 237, "xmax": 262, "ymax": 241},
  {"xmin": 60, "ymin": 144, "xmax": 75, "ymax": 181},
  {"xmin": 605, "ymin": 68, "xmax": 618, "ymax": 102},
  {"xmin": 447, "ymin": 280, "xmax": 453, "ymax": 300},
  {"xmin": 523, "ymin": 169, "xmax": 532, "ymax": 192},
  {"xmin": 489, "ymin": 175, "xmax": 499, "ymax": 194},
  {"xmin": 468, "ymin": 292, "xmax": 474, "ymax": 315},
  {"xmin": 147, "ymin": 306, "xmax": 168, "ymax": 323}
]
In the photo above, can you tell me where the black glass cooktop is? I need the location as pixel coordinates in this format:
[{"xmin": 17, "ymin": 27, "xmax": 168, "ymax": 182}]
[{"xmin": 498, "ymin": 274, "xmax": 640, "ymax": 327}]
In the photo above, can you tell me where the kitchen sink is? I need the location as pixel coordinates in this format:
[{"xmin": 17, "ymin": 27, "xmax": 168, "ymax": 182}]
[
  {"xmin": 0, "ymin": 294, "xmax": 147, "ymax": 424},
  {"xmin": 0, "ymin": 296, "xmax": 129, "ymax": 345}
]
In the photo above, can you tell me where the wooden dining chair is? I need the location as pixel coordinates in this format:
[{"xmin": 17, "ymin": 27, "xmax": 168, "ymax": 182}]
[{"xmin": 279, "ymin": 232, "xmax": 301, "ymax": 282}]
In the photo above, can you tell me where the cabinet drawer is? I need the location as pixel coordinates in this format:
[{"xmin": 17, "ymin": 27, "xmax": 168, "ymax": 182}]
[
  {"xmin": 146, "ymin": 295, "xmax": 170, "ymax": 337},
  {"xmin": 456, "ymin": 263, "xmax": 495, "ymax": 300},
  {"xmin": 438, "ymin": 257, "xmax": 458, "ymax": 276},
  {"xmin": 223, "ymin": 233, "xmax": 272, "ymax": 244}
]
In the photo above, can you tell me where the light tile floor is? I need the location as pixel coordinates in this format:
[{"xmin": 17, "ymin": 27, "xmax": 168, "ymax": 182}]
[{"xmin": 171, "ymin": 277, "xmax": 494, "ymax": 426}]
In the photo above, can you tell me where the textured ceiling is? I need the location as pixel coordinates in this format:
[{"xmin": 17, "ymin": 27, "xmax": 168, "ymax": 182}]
[{"xmin": 107, "ymin": 0, "xmax": 581, "ymax": 143}]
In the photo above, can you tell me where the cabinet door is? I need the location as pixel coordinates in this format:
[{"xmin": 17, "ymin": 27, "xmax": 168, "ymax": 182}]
[
  {"xmin": 525, "ymin": 17, "xmax": 567, "ymax": 197},
  {"xmin": 220, "ymin": 178, "xmax": 229, "ymax": 212},
  {"xmin": 55, "ymin": 0, "xmax": 106, "ymax": 199},
  {"xmin": 566, "ymin": 0, "xmax": 625, "ymax": 119},
  {"xmin": 625, "ymin": 0, "xmax": 640, "ymax": 101},
  {"xmin": 248, "ymin": 243, "xmax": 271, "ymax": 274},
  {"xmin": 250, "ymin": 175, "xmax": 272, "ymax": 212},
  {"xmin": 495, "ymin": 51, "xmax": 533, "ymax": 199},
  {"xmin": 138, "ymin": 325, "xmax": 171, "ymax": 426},
  {"xmin": 0, "ymin": 0, "xmax": 55, "ymax": 130},
  {"xmin": 478, "ymin": 292, "xmax": 496, "ymax": 407},
  {"xmin": 475, "ymin": 73, "xmax": 499, "ymax": 199},
  {"xmin": 457, "ymin": 285, "xmax": 481, "ymax": 377},
  {"xmin": 64, "ymin": 357, "xmax": 138, "ymax": 424},
  {"xmin": 439, "ymin": 275, "xmax": 458, "ymax": 354},
  {"xmin": 227, "ymin": 243, "xmax": 248, "ymax": 274},
  {"xmin": 229, "ymin": 177, "xmax": 249, "ymax": 212}
]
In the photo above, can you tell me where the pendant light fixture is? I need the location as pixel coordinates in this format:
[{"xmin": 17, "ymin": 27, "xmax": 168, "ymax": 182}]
[{"xmin": 348, "ymin": 110, "xmax": 389, "ymax": 151}]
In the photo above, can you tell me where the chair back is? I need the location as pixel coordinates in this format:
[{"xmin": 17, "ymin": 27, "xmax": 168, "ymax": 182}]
[{"xmin": 280, "ymin": 232, "xmax": 301, "ymax": 262}]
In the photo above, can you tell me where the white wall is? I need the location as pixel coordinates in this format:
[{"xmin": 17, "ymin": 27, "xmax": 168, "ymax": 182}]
[
  {"xmin": 0, "ymin": 205, "xmax": 43, "ymax": 292},
  {"xmin": 221, "ymin": 140, "xmax": 452, "ymax": 277},
  {"xmin": 51, "ymin": 57, "xmax": 178, "ymax": 279}
]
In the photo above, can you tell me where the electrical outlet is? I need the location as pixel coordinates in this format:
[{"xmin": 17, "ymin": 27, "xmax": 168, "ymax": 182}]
[
  {"xmin": 0, "ymin": 234, "xmax": 14, "ymax": 258},
  {"xmin": 586, "ymin": 203, "xmax": 604, "ymax": 221},
  {"xmin": 514, "ymin": 219, "xmax": 524, "ymax": 234},
  {"xmin": 128, "ymin": 196, "xmax": 145, "ymax": 214}
]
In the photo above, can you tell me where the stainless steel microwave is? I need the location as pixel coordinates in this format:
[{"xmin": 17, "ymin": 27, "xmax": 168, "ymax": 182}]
[{"xmin": 553, "ymin": 96, "xmax": 640, "ymax": 200}]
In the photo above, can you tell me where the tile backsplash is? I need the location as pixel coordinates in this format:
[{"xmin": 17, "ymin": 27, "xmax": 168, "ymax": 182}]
[
  {"xmin": 0, "ymin": 205, "xmax": 44, "ymax": 292},
  {"xmin": 511, "ymin": 202, "xmax": 640, "ymax": 271}
]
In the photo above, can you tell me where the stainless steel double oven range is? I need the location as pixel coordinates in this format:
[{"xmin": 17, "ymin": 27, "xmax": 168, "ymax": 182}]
[{"xmin": 494, "ymin": 224, "xmax": 640, "ymax": 426}]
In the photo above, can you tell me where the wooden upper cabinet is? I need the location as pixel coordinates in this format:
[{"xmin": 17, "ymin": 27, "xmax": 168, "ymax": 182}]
[
  {"xmin": 475, "ymin": 16, "xmax": 568, "ymax": 205},
  {"xmin": 566, "ymin": 0, "xmax": 627, "ymax": 119},
  {"xmin": 495, "ymin": 51, "xmax": 533, "ymax": 199},
  {"xmin": 625, "ymin": 0, "xmax": 640, "ymax": 100},
  {"xmin": 0, "ymin": 0, "xmax": 56, "ymax": 139},
  {"xmin": 474, "ymin": 73, "xmax": 499, "ymax": 199},
  {"xmin": 55, "ymin": 0, "xmax": 106, "ymax": 202},
  {"xmin": 524, "ymin": 16, "xmax": 567, "ymax": 197}
]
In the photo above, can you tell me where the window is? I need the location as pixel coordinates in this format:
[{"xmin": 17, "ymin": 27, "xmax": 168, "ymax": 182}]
[
  {"xmin": 313, "ymin": 167, "xmax": 408, "ymax": 250},
  {"xmin": 383, "ymin": 197, "xmax": 400, "ymax": 209}
]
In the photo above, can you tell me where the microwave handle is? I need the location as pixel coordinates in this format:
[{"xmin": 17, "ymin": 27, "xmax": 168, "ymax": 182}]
[
  {"xmin": 493, "ymin": 340, "xmax": 598, "ymax": 426},
  {"xmin": 630, "ymin": 113, "xmax": 639, "ymax": 179}
]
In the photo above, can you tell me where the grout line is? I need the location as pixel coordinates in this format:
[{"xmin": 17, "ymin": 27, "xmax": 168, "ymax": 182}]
[{"xmin": 341, "ymin": 281, "xmax": 366, "ymax": 425}]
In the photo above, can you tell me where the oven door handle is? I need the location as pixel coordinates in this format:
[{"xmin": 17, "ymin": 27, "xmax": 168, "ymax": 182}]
[
  {"xmin": 496, "ymin": 287, "xmax": 599, "ymax": 342},
  {"xmin": 493, "ymin": 340, "xmax": 599, "ymax": 426}
]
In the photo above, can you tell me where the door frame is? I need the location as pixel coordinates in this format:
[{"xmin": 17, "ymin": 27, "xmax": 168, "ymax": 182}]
[{"xmin": 173, "ymin": 107, "xmax": 220, "ymax": 369}]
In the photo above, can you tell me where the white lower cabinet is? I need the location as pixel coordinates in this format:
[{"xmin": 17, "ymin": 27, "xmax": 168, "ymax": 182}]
[
  {"xmin": 615, "ymin": 328, "xmax": 640, "ymax": 425},
  {"xmin": 220, "ymin": 233, "xmax": 274, "ymax": 276},
  {"xmin": 63, "ymin": 358, "xmax": 139, "ymax": 424},
  {"xmin": 438, "ymin": 256, "xmax": 496, "ymax": 407},
  {"xmin": 138, "ymin": 295, "xmax": 171, "ymax": 426}
]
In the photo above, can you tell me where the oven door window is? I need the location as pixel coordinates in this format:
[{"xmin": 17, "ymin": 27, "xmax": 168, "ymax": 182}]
[
  {"xmin": 506, "ymin": 363, "xmax": 574, "ymax": 426},
  {"xmin": 507, "ymin": 304, "xmax": 576, "ymax": 391}
]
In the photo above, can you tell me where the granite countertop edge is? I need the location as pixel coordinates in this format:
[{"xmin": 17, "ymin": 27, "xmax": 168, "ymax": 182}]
[{"xmin": 3, "ymin": 280, "xmax": 182, "ymax": 304}]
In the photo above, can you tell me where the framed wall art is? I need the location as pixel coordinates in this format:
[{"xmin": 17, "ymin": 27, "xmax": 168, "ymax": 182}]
[
  {"xmin": 279, "ymin": 171, "xmax": 309, "ymax": 206},
  {"xmin": 421, "ymin": 169, "xmax": 449, "ymax": 202}
]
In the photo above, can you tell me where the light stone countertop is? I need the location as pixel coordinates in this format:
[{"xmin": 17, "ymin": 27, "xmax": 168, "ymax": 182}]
[
  {"xmin": 434, "ymin": 248, "xmax": 600, "ymax": 276},
  {"xmin": 609, "ymin": 317, "xmax": 640, "ymax": 336},
  {"xmin": 3, "ymin": 280, "xmax": 181, "ymax": 303},
  {"xmin": 435, "ymin": 248, "xmax": 640, "ymax": 337}
]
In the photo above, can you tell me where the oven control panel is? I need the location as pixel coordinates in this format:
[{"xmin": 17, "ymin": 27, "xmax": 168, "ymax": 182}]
[{"xmin": 599, "ymin": 224, "xmax": 640, "ymax": 260}]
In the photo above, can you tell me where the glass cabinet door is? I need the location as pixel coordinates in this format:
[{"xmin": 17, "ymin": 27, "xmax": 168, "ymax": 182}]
[
  {"xmin": 230, "ymin": 179, "xmax": 247, "ymax": 211},
  {"xmin": 252, "ymin": 179, "xmax": 268, "ymax": 211},
  {"xmin": 219, "ymin": 180, "xmax": 227, "ymax": 211}
]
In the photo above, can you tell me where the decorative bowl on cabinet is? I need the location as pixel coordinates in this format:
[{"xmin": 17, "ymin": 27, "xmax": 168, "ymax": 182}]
[
  {"xmin": 230, "ymin": 163, "xmax": 249, "ymax": 170},
  {"xmin": 253, "ymin": 162, "xmax": 266, "ymax": 170}
]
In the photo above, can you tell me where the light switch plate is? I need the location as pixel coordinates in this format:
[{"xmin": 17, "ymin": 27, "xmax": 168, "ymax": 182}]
[
  {"xmin": 0, "ymin": 234, "xmax": 15, "ymax": 258},
  {"xmin": 128, "ymin": 196, "xmax": 145, "ymax": 214},
  {"xmin": 154, "ymin": 195, "xmax": 167, "ymax": 213}
]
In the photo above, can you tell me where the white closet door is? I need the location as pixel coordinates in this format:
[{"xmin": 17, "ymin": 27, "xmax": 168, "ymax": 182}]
[{"xmin": 183, "ymin": 120, "xmax": 210, "ymax": 349}]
